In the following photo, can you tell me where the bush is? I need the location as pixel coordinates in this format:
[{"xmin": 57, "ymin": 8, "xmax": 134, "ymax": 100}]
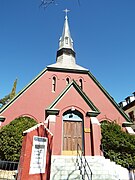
[
  {"xmin": 0, "ymin": 116, "xmax": 37, "ymax": 162},
  {"xmin": 101, "ymin": 121, "xmax": 135, "ymax": 169}
]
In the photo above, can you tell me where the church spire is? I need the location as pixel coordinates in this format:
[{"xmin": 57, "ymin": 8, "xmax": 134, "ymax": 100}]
[
  {"xmin": 59, "ymin": 9, "xmax": 74, "ymax": 51},
  {"xmin": 47, "ymin": 9, "xmax": 88, "ymax": 72},
  {"xmin": 56, "ymin": 9, "xmax": 76, "ymax": 65}
]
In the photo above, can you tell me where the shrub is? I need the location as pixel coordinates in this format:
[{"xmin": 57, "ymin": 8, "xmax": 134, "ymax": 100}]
[
  {"xmin": 101, "ymin": 121, "xmax": 135, "ymax": 169},
  {"xmin": 0, "ymin": 116, "xmax": 37, "ymax": 161}
]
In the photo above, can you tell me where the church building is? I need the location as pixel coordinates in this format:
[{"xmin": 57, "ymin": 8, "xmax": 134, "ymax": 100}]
[{"xmin": 0, "ymin": 12, "xmax": 131, "ymax": 158}]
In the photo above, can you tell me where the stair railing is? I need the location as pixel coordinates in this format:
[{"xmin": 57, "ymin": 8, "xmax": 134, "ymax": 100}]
[{"xmin": 76, "ymin": 143, "xmax": 92, "ymax": 180}]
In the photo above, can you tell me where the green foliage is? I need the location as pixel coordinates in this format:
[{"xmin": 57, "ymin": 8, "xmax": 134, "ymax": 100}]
[
  {"xmin": 0, "ymin": 116, "xmax": 37, "ymax": 162},
  {"xmin": 0, "ymin": 94, "xmax": 10, "ymax": 107},
  {"xmin": 0, "ymin": 79, "xmax": 17, "ymax": 108},
  {"xmin": 101, "ymin": 121, "xmax": 135, "ymax": 169},
  {"xmin": 10, "ymin": 79, "xmax": 17, "ymax": 100}
]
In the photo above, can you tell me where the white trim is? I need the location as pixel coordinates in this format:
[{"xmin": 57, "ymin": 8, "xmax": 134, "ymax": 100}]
[
  {"xmin": 125, "ymin": 127, "xmax": 135, "ymax": 134},
  {"xmin": 91, "ymin": 117, "xmax": 100, "ymax": 125},
  {"xmin": 23, "ymin": 123, "xmax": 53, "ymax": 136},
  {"xmin": 49, "ymin": 115, "xmax": 56, "ymax": 123}
]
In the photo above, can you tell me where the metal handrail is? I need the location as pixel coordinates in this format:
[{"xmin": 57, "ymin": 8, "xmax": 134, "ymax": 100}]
[
  {"xmin": 0, "ymin": 160, "xmax": 18, "ymax": 180},
  {"xmin": 77, "ymin": 144, "xmax": 92, "ymax": 180}
]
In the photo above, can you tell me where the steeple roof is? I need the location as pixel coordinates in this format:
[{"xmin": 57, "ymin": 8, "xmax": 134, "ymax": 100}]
[
  {"xmin": 59, "ymin": 14, "xmax": 74, "ymax": 51},
  {"xmin": 47, "ymin": 11, "xmax": 88, "ymax": 72}
]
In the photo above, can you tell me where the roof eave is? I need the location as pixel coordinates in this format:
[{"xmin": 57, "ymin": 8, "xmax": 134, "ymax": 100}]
[
  {"xmin": 88, "ymin": 71, "xmax": 131, "ymax": 122},
  {"xmin": 47, "ymin": 66, "xmax": 89, "ymax": 74}
]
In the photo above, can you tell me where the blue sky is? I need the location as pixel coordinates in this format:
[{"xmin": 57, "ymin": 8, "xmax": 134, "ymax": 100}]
[{"xmin": 0, "ymin": 0, "xmax": 135, "ymax": 103}]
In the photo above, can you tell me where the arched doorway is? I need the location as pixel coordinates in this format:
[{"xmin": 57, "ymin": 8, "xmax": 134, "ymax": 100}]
[{"xmin": 62, "ymin": 109, "xmax": 84, "ymax": 155}]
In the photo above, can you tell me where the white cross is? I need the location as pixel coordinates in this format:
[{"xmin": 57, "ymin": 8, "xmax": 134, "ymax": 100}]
[{"xmin": 63, "ymin": 9, "xmax": 70, "ymax": 16}]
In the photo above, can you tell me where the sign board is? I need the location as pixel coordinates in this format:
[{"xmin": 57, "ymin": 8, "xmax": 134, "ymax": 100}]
[{"xmin": 29, "ymin": 136, "xmax": 48, "ymax": 174}]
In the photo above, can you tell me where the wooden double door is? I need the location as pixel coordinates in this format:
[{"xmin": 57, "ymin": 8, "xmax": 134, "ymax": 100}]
[{"xmin": 63, "ymin": 120, "xmax": 83, "ymax": 155}]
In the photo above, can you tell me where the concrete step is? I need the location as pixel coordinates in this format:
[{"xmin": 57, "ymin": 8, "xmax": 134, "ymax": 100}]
[
  {"xmin": 50, "ymin": 169, "xmax": 81, "ymax": 180},
  {"xmin": 50, "ymin": 155, "xmax": 130, "ymax": 180}
]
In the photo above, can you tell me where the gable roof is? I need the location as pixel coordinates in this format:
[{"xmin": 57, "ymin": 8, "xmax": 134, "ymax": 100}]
[
  {"xmin": 23, "ymin": 122, "xmax": 53, "ymax": 136},
  {"xmin": 0, "ymin": 67, "xmax": 131, "ymax": 122},
  {"xmin": 0, "ymin": 68, "xmax": 47, "ymax": 113},
  {"xmin": 46, "ymin": 80, "xmax": 100, "ymax": 116},
  {"xmin": 47, "ymin": 68, "xmax": 131, "ymax": 122}
]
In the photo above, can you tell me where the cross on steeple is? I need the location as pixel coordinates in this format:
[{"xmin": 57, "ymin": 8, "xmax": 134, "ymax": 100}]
[
  {"xmin": 59, "ymin": 8, "xmax": 73, "ymax": 51},
  {"xmin": 63, "ymin": 9, "xmax": 70, "ymax": 17}
]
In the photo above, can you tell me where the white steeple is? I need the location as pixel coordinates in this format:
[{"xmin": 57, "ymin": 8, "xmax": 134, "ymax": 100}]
[
  {"xmin": 47, "ymin": 9, "xmax": 88, "ymax": 72},
  {"xmin": 59, "ymin": 10, "xmax": 74, "ymax": 51}
]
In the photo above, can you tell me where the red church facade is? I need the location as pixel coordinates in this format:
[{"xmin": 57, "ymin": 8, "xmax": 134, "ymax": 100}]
[{"xmin": 0, "ymin": 14, "xmax": 130, "ymax": 157}]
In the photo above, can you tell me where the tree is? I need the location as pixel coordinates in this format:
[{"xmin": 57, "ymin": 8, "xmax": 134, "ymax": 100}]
[
  {"xmin": 0, "ymin": 79, "xmax": 17, "ymax": 108},
  {"xmin": 10, "ymin": 79, "xmax": 17, "ymax": 100},
  {"xmin": 0, "ymin": 116, "xmax": 37, "ymax": 162},
  {"xmin": 40, "ymin": 0, "xmax": 56, "ymax": 8},
  {"xmin": 39, "ymin": 0, "xmax": 80, "ymax": 8},
  {"xmin": 101, "ymin": 121, "xmax": 135, "ymax": 169}
]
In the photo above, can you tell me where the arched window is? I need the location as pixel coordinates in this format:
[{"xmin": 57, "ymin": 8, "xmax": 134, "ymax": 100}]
[
  {"xmin": 66, "ymin": 77, "xmax": 70, "ymax": 85},
  {"xmin": 52, "ymin": 76, "xmax": 56, "ymax": 92},
  {"xmin": 79, "ymin": 79, "xmax": 83, "ymax": 89},
  {"xmin": 63, "ymin": 109, "xmax": 83, "ymax": 121}
]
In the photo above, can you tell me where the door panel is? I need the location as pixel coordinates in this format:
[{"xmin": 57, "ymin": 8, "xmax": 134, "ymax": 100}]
[{"xmin": 63, "ymin": 121, "xmax": 82, "ymax": 152}]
